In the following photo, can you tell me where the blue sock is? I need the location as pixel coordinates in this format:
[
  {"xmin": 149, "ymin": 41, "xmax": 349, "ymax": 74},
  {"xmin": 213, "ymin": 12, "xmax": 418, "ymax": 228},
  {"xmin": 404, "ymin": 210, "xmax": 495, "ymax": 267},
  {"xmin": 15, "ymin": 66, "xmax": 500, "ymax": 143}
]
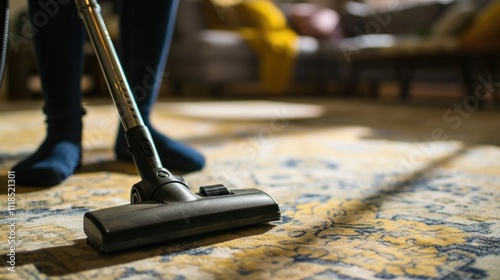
[
  {"xmin": 115, "ymin": 0, "xmax": 205, "ymax": 173},
  {"xmin": 13, "ymin": 0, "xmax": 85, "ymax": 186},
  {"xmin": 12, "ymin": 118, "xmax": 82, "ymax": 186}
]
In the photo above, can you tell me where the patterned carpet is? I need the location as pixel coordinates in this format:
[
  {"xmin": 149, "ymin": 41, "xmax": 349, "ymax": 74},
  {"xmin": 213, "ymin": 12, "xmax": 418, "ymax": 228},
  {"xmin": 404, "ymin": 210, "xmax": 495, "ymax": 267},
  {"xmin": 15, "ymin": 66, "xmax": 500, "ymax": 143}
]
[{"xmin": 0, "ymin": 99, "xmax": 499, "ymax": 279}]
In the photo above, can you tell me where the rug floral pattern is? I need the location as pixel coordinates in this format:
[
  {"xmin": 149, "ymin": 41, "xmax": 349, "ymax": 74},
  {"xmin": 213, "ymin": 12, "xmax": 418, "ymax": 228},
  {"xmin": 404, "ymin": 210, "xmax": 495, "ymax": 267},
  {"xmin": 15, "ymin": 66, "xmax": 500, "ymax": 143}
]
[{"xmin": 1, "ymin": 101, "xmax": 499, "ymax": 279}]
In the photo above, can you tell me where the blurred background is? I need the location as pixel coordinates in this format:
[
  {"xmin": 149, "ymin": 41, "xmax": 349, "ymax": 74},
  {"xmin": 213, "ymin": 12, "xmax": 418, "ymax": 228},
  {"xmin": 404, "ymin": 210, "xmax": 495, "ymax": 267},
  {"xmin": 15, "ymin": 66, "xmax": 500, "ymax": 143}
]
[{"xmin": 2, "ymin": 0, "xmax": 499, "ymax": 106}]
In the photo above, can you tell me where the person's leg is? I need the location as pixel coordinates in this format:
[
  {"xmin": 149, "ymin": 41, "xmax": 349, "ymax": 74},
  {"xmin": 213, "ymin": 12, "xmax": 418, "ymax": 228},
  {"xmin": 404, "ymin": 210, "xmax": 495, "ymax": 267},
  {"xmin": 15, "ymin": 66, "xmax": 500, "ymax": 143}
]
[
  {"xmin": 116, "ymin": 0, "xmax": 205, "ymax": 172},
  {"xmin": 13, "ymin": 0, "xmax": 85, "ymax": 186}
]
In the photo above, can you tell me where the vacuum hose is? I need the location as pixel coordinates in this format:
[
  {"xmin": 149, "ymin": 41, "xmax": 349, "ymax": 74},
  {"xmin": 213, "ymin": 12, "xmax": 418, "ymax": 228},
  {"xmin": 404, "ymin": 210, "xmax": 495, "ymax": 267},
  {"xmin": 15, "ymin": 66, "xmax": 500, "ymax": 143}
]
[{"xmin": 0, "ymin": 0, "xmax": 8, "ymax": 88}]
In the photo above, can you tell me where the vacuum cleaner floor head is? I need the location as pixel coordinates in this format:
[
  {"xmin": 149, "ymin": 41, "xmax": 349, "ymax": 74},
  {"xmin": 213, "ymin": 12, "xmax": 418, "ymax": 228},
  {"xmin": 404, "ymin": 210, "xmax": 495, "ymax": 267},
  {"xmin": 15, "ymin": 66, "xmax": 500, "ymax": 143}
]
[
  {"xmin": 84, "ymin": 188, "xmax": 280, "ymax": 253},
  {"xmin": 76, "ymin": 0, "xmax": 281, "ymax": 254}
]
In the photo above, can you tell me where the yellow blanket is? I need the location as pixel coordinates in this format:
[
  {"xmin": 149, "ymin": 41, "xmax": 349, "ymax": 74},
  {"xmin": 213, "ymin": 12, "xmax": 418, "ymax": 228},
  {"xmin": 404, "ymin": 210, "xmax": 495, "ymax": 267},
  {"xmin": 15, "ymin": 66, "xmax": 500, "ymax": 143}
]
[
  {"xmin": 460, "ymin": 1, "xmax": 500, "ymax": 52},
  {"xmin": 204, "ymin": 0, "xmax": 298, "ymax": 94}
]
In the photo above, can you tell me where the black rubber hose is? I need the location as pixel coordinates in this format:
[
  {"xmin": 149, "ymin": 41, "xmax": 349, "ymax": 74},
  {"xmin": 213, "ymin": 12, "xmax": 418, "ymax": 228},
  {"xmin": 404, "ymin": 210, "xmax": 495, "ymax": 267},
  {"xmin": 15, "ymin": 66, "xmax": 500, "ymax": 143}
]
[{"xmin": 0, "ymin": 0, "xmax": 9, "ymax": 89}]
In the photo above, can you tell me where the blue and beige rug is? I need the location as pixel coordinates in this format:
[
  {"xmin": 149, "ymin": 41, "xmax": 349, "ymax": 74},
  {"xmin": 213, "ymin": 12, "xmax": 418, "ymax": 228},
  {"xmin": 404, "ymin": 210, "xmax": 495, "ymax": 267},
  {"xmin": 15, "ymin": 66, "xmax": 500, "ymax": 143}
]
[{"xmin": 1, "ymin": 99, "xmax": 499, "ymax": 279}]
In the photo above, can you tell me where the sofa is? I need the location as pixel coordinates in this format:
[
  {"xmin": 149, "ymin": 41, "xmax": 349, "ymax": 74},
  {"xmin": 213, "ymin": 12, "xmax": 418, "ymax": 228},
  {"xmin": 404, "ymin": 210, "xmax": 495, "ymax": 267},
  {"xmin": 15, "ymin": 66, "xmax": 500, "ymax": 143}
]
[
  {"xmin": 6, "ymin": 0, "xmax": 499, "ymax": 102},
  {"xmin": 168, "ymin": 0, "xmax": 499, "ymax": 102},
  {"xmin": 167, "ymin": 0, "xmax": 323, "ymax": 96}
]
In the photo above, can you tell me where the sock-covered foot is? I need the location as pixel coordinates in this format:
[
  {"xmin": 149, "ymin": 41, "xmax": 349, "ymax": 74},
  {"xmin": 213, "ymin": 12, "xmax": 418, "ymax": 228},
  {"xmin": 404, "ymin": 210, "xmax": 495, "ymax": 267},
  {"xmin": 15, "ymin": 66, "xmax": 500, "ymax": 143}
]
[
  {"xmin": 115, "ymin": 124, "xmax": 205, "ymax": 173},
  {"xmin": 12, "ymin": 119, "xmax": 82, "ymax": 187},
  {"xmin": 12, "ymin": 141, "xmax": 81, "ymax": 186}
]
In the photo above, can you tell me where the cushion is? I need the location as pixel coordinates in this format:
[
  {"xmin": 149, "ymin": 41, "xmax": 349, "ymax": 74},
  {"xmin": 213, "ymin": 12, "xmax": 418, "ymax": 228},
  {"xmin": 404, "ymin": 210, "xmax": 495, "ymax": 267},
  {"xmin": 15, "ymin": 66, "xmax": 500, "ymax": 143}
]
[
  {"xmin": 290, "ymin": 3, "xmax": 342, "ymax": 39},
  {"xmin": 236, "ymin": 0, "xmax": 288, "ymax": 30}
]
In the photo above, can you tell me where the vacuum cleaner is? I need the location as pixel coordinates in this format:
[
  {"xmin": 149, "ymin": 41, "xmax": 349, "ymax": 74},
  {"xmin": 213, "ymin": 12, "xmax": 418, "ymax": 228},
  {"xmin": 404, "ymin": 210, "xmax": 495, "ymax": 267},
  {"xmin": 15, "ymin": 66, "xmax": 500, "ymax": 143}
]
[
  {"xmin": 0, "ymin": 0, "xmax": 8, "ymax": 89},
  {"xmin": 74, "ymin": 0, "xmax": 281, "ymax": 253},
  {"xmin": 0, "ymin": 1, "xmax": 280, "ymax": 253}
]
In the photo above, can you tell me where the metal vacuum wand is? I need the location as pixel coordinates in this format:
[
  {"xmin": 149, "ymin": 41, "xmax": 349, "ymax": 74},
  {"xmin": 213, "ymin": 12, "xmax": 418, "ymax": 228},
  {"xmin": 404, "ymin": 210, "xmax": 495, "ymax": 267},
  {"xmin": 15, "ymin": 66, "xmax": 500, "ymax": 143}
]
[
  {"xmin": 76, "ymin": 0, "xmax": 280, "ymax": 254},
  {"xmin": 76, "ymin": 0, "xmax": 142, "ymax": 131},
  {"xmin": 75, "ymin": 0, "xmax": 167, "ymax": 181}
]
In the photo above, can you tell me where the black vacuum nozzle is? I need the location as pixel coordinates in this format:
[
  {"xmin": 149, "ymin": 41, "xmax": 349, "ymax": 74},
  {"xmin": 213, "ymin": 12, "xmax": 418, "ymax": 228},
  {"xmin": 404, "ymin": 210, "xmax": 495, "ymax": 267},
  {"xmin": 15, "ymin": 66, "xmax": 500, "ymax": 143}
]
[
  {"xmin": 82, "ymin": 126, "xmax": 281, "ymax": 254},
  {"xmin": 76, "ymin": 0, "xmax": 281, "ymax": 254},
  {"xmin": 85, "ymin": 186, "xmax": 280, "ymax": 253}
]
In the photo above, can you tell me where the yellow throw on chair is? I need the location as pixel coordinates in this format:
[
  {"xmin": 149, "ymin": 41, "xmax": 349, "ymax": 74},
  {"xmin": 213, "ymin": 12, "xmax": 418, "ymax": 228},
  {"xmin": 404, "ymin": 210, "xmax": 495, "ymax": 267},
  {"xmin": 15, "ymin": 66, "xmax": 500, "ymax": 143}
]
[{"xmin": 205, "ymin": 0, "xmax": 299, "ymax": 94}]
